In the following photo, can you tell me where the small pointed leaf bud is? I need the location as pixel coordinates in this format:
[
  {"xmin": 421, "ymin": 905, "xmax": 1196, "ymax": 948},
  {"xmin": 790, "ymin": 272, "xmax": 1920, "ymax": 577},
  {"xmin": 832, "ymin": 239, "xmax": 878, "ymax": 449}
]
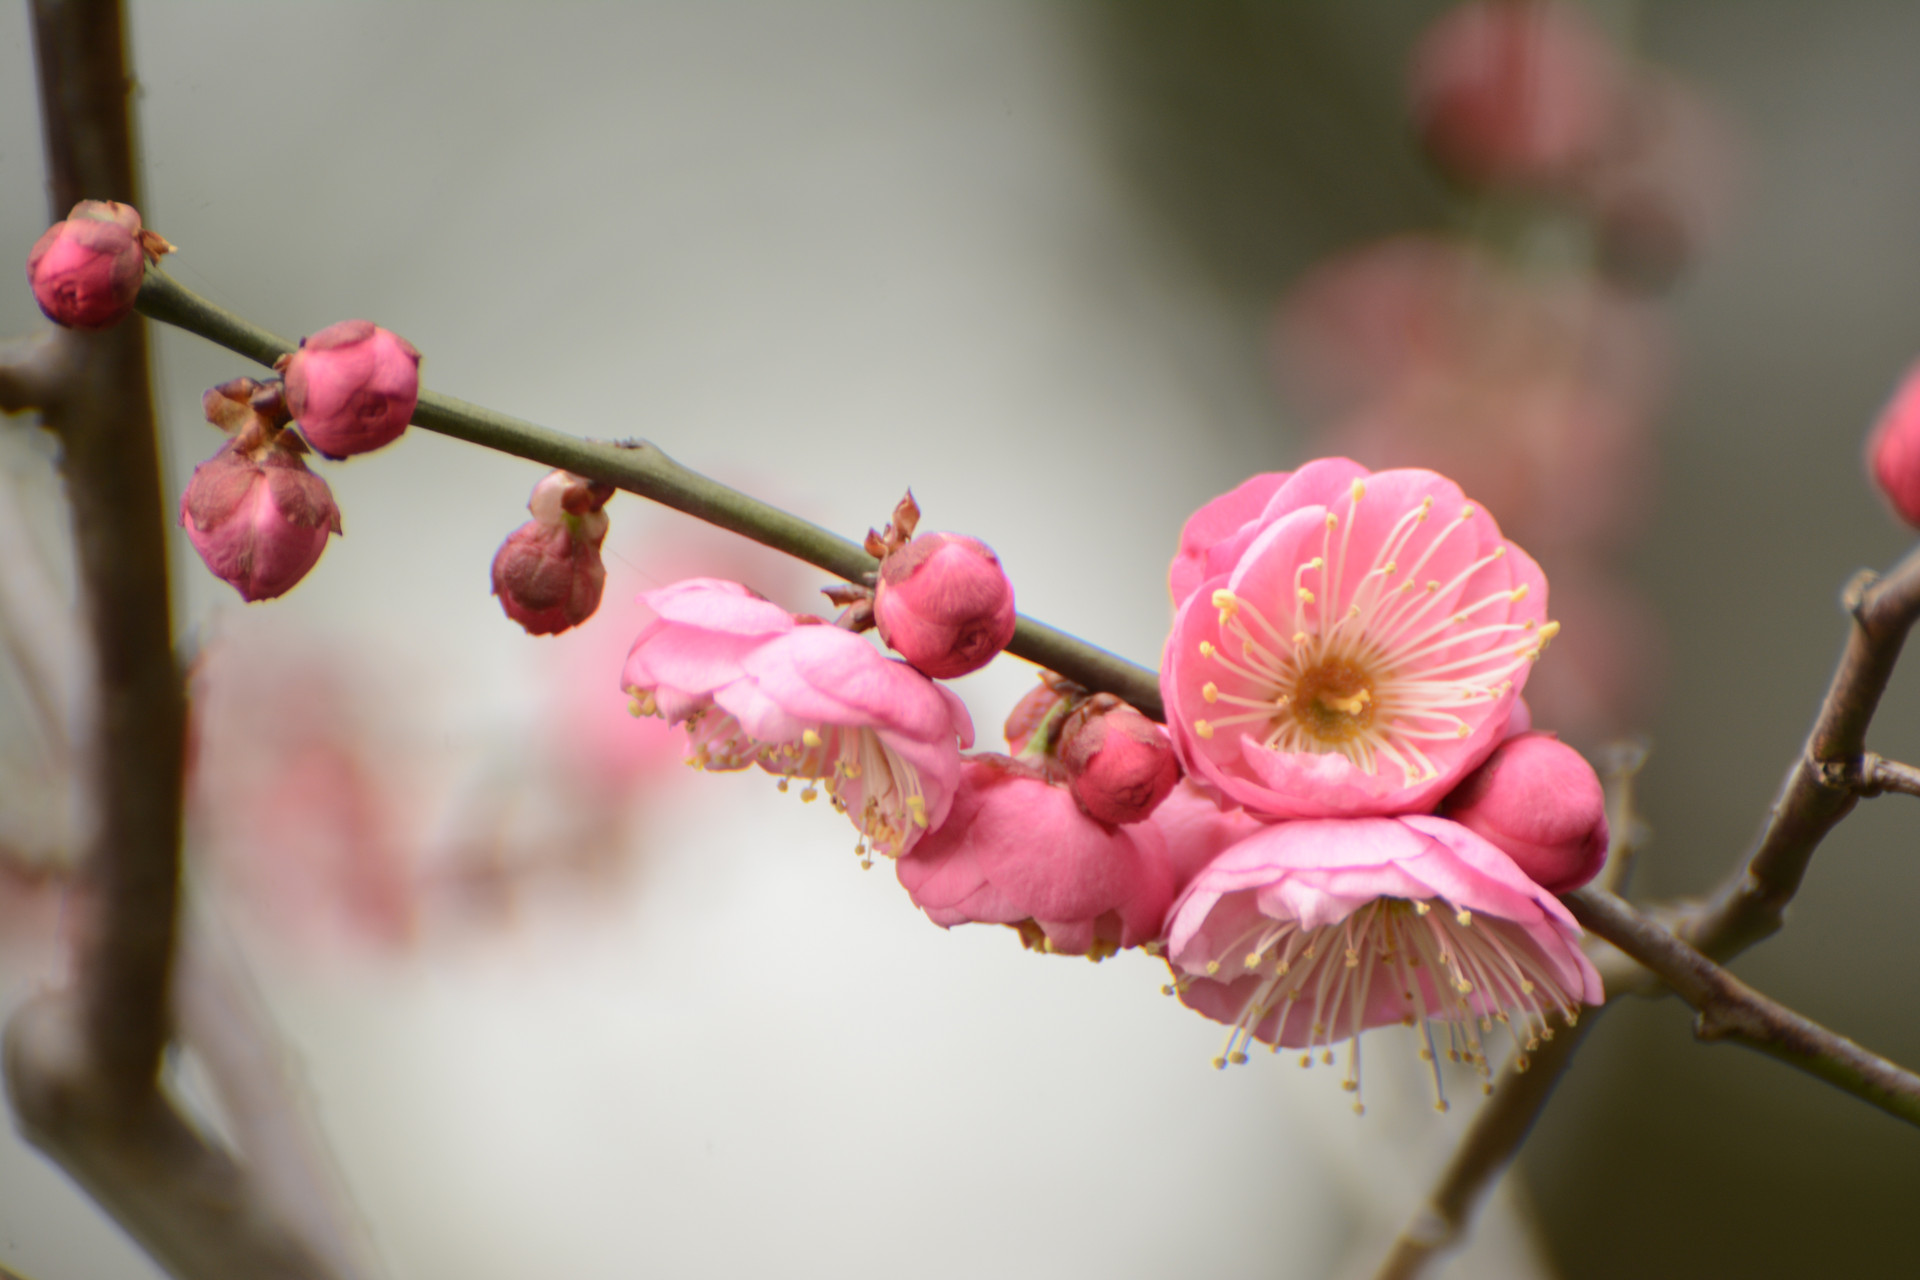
[
  {"xmin": 1867, "ymin": 360, "xmax": 1920, "ymax": 528},
  {"xmin": 1439, "ymin": 731, "xmax": 1607, "ymax": 893},
  {"xmin": 873, "ymin": 532, "xmax": 1016, "ymax": 679},
  {"xmin": 1058, "ymin": 694, "xmax": 1182, "ymax": 826},
  {"xmin": 280, "ymin": 319, "xmax": 422, "ymax": 459},
  {"xmin": 26, "ymin": 200, "xmax": 171, "ymax": 330},
  {"xmin": 492, "ymin": 470, "xmax": 615, "ymax": 636},
  {"xmin": 181, "ymin": 434, "xmax": 342, "ymax": 603}
]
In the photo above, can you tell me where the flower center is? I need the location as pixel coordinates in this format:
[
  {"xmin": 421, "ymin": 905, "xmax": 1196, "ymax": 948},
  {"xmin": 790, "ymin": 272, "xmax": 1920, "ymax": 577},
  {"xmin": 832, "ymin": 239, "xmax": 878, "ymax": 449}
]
[{"xmin": 1290, "ymin": 657, "xmax": 1377, "ymax": 745}]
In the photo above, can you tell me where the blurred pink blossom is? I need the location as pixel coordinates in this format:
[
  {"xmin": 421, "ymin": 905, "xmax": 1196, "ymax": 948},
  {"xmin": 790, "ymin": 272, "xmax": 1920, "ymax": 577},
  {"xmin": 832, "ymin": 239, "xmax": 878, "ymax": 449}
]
[{"xmin": 1868, "ymin": 358, "xmax": 1920, "ymax": 529}]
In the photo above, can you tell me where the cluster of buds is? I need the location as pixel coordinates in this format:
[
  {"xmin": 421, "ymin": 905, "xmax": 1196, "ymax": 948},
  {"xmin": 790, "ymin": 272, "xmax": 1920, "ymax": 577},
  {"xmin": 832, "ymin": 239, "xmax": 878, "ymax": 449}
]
[{"xmin": 26, "ymin": 200, "xmax": 173, "ymax": 329}]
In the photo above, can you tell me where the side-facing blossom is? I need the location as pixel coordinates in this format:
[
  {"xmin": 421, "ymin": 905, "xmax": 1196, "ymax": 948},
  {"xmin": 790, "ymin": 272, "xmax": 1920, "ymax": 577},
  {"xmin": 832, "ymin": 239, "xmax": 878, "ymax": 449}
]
[
  {"xmin": 620, "ymin": 578, "xmax": 798, "ymax": 769},
  {"xmin": 1163, "ymin": 460, "xmax": 1553, "ymax": 819},
  {"xmin": 715, "ymin": 624, "xmax": 974, "ymax": 863},
  {"xmin": 1163, "ymin": 814, "xmax": 1601, "ymax": 1109},
  {"xmin": 281, "ymin": 319, "xmax": 422, "ymax": 459},
  {"xmin": 897, "ymin": 755, "xmax": 1173, "ymax": 957}
]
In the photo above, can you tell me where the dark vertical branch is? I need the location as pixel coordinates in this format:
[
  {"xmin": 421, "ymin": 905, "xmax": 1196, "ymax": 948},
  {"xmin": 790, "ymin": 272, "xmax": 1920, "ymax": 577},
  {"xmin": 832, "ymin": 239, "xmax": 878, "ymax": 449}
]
[{"xmin": 24, "ymin": 0, "xmax": 185, "ymax": 1106}]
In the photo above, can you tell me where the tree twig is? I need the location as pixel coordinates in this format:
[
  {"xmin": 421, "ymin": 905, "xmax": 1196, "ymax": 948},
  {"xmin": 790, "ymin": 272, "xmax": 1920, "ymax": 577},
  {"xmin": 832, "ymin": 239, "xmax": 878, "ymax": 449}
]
[
  {"xmin": 1855, "ymin": 752, "xmax": 1920, "ymax": 799},
  {"xmin": 1683, "ymin": 546, "xmax": 1920, "ymax": 959},
  {"xmin": 1371, "ymin": 1015, "xmax": 1598, "ymax": 1280},
  {"xmin": 133, "ymin": 267, "xmax": 1167, "ymax": 720},
  {"xmin": 1567, "ymin": 887, "xmax": 1920, "ymax": 1129}
]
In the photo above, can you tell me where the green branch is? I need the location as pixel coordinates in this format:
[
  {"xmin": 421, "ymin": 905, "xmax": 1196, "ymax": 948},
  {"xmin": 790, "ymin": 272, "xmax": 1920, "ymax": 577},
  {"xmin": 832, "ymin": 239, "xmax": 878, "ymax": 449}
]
[{"xmin": 135, "ymin": 268, "xmax": 1165, "ymax": 721}]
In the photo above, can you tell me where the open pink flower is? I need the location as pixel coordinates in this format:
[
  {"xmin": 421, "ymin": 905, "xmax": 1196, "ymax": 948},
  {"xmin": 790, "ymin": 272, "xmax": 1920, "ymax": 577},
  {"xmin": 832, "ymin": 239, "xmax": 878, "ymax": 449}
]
[
  {"xmin": 1164, "ymin": 814, "xmax": 1601, "ymax": 1109},
  {"xmin": 1143, "ymin": 779, "xmax": 1268, "ymax": 899},
  {"xmin": 620, "ymin": 578, "xmax": 798, "ymax": 767},
  {"xmin": 897, "ymin": 755, "xmax": 1173, "ymax": 957},
  {"xmin": 715, "ymin": 624, "xmax": 974, "ymax": 862},
  {"xmin": 1163, "ymin": 461, "xmax": 1553, "ymax": 819}
]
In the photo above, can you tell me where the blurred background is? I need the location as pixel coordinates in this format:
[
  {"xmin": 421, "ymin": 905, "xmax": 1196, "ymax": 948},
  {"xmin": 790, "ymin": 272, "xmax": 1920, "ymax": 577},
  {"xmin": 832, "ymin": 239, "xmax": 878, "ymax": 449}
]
[{"xmin": 2, "ymin": 2, "xmax": 1920, "ymax": 1277}]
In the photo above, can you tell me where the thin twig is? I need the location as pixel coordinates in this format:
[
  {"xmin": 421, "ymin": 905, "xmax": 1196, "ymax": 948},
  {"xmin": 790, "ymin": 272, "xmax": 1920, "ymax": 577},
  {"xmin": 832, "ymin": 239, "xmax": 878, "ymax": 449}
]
[
  {"xmin": 1856, "ymin": 752, "xmax": 1920, "ymax": 799},
  {"xmin": 1683, "ymin": 546, "xmax": 1920, "ymax": 959},
  {"xmin": 1371, "ymin": 1016, "xmax": 1598, "ymax": 1280},
  {"xmin": 1567, "ymin": 887, "xmax": 1920, "ymax": 1129},
  {"xmin": 133, "ymin": 267, "xmax": 1168, "ymax": 720}
]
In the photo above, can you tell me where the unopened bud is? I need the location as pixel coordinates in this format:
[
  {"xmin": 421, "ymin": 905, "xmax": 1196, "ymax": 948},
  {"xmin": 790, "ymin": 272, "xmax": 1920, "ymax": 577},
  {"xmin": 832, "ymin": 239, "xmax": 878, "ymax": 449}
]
[
  {"xmin": 492, "ymin": 470, "xmax": 615, "ymax": 636},
  {"xmin": 280, "ymin": 319, "xmax": 421, "ymax": 459},
  {"xmin": 873, "ymin": 532, "xmax": 1016, "ymax": 679},
  {"xmin": 26, "ymin": 200, "xmax": 171, "ymax": 330},
  {"xmin": 1868, "ymin": 359, "xmax": 1920, "ymax": 528},
  {"xmin": 1408, "ymin": 1, "xmax": 1623, "ymax": 191},
  {"xmin": 181, "ymin": 432, "xmax": 342, "ymax": 603},
  {"xmin": 1439, "ymin": 731, "xmax": 1607, "ymax": 893},
  {"xmin": 1059, "ymin": 695, "xmax": 1182, "ymax": 826}
]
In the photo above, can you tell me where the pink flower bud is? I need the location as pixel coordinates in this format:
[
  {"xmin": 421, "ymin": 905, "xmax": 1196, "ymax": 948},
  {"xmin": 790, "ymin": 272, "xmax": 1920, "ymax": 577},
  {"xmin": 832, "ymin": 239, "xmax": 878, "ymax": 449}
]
[
  {"xmin": 181, "ymin": 433, "xmax": 342, "ymax": 603},
  {"xmin": 1408, "ymin": 1, "xmax": 1624, "ymax": 191},
  {"xmin": 280, "ymin": 319, "xmax": 421, "ymax": 459},
  {"xmin": 873, "ymin": 532, "xmax": 1016, "ymax": 679},
  {"xmin": 1439, "ymin": 731, "xmax": 1607, "ymax": 893},
  {"xmin": 492, "ymin": 471, "xmax": 614, "ymax": 636},
  {"xmin": 26, "ymin": 200, "xmax": 171, "ymax": 330},
  {"xmin": 1059, "ymin": 696, "xmax": 1181, "ymax": 826},
  {"xmin": 1868, "ymin": 360, "xmax": 1920, "ymax": 528}
]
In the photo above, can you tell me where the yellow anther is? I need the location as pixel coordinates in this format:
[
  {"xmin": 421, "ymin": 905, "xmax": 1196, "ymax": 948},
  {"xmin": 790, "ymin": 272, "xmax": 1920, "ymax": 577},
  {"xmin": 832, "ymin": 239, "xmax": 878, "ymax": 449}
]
[
  {"xmin": 1434, "ymin": 1100, "xmax": 1450, "ymax": 1113},
  {"xmin": 1205, "ymin": 960, "xmax": 1221, "ymax": 975},
  {"xmin": 800, "ymin": 786, "xmax": 819, "ymax": 803},
  {"xmin": 1292, "ymin": 632, "xmax": 1308, "ymax": 647},
  {"xmin": 1382, "ymin": 561, "xmax": 1397, "ymax": 574},
  {"xmin": 1413, "ymin": 900, "xmax": 1431, "ymax": 916},
  {"xmin": 1297, "ymin": 588, "xmax": 1315, "ymax": 603},
  {"xmin": 1300, "ymin": 1054, "xmax": 1312, "ymax": 1068},
  {"xmin": 1212, "ymin": 1057, "xmax": 1228, "ymax": 1071},
  {"xmin": 1350, "ymin": 480, "xmax": 1365, "ymax": 501},
  {"xmin": 1229, "ymin": 1051, "xmax": 1248, "ymax": 1065},
  {"xmin": 1537, "ymin": 620, "xmax": 1562, "ymax": 644},
  {"xmin": 1275, "ymin": 959, "xmax": 1290, "ymax": 977},
  {"xmin": 1244, "ymin": 952, "xmax": 1264, "ymax": 968},
  {"xmin": 1320, "ymin": 688, "xmax": 1371, "ymax": 715},
  {"xmin": 1461, "ymin": 504, "xmax": 1475, "ymax": 519},
  {"xmin": 1202, "ymin": 682, "xmax": 1219, "ymax": 703},
  {"xmin": 908, "ymin": 795, "xmax": 929, "ymax": 827},
  {"xmin": 1325, "ymin": 512, "xmax": 1338, "ymax": 529},
  {"xmin": 1511, "ymin": 583, "xmax": 1529, "ymax": 602},
  {"xmin": 776, "ymin": 777, "xmax": 791, "ymax": 792},
  {"xmin": 1492, "ymin": 545, "xmax": 1505, "ymax": 557},
  {"xmin": 1199, "ymin": 640, "xmax": 1217, "ymax": 659},
  {"xmin": 1194, "ymin": 719, "xmax": 1215, "ymax": 740},
  {"xmin": 802, "ymin": 728, "xmax": 823, "ymax": 749},
  {"xmin": 1308, "ymin": 556, "xmax": 1325, "ymax": 570},
  {"xmin": 1455, "ymin": 724, "xmax": 1471, "ymax": 738}
]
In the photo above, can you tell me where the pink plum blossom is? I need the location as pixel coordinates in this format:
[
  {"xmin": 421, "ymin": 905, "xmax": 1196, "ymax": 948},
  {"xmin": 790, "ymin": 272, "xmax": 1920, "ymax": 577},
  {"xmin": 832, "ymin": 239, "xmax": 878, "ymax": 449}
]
[
  {"xmin": 1164, "ymin": 813, "xmax": 1601, "ymax": 1108},
  {"xmin": 492, "ymin": 470, "xmax": 615, "ymax": 636},
  {"xmin": 713, "ymin": 623, "xmax": 975, "ymax": 862},
  {"xmin": 1163, "ymin": 462, "xmax": 1553, "ymax": 820},
  {"xmin": 26, "ymin": 200, "xmax": 171, "ymax": 330},
  {"xmin": 1868, "ymin": 358, "xmax": 1920, "ymax": 529},
  {"xmin": 1142, "ymin": 779, "xmax": 1268, "ymax": 899},
  {"xmin": 1058, "ymin": 695, "xmax": 1181, "ymax": 826},
  {"xmin": 281, "ymin": 319, "xmax": 422, "ymax": 459},
  {"xmin": 873, "ymin": 531, "xmax": 1018, "ymax": 678},
  {"xmin": 620, "ymin": 578, "xmax": 799, "ymax": 767},
  {"xmin": 897, "ymin": 755, "xmax": 1173, "ymax": 957},
  {"xmin": 1440, "ymin": 731, "xmax": 1607, "ymax": 893}
]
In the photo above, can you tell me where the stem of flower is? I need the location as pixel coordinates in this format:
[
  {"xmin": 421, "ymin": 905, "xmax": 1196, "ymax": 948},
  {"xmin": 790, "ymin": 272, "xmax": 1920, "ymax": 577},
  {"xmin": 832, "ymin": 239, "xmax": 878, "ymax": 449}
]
[{"xmin": 134, "ymin": 267, "xmax": 1167, "ymax": 721}]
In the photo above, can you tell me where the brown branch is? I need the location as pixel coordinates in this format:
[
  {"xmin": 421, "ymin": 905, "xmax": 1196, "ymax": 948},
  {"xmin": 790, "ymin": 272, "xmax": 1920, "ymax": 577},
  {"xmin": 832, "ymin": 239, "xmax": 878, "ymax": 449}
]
[
  {"xmin": 0, "ymin": 330, "xmax": 67, "ymax": 414},
  {"xmin": 1568, "ymin": 888, "xmax": 1920, "ymax": 1129},
  {"xmin": 1371, "ymin": 1015, "xmax": 1598, "ymax": 1280},
  {"xmin": 1684, "ymin": 546, "xmax": 1920, "ymax": 960},
  {"xmin": 8, "ymin": 4, "xmax": 349, "ymax": 1277},
  {"xmin": 1855, "ymin": 752, "xmax": 1920, "ymax": 799}
]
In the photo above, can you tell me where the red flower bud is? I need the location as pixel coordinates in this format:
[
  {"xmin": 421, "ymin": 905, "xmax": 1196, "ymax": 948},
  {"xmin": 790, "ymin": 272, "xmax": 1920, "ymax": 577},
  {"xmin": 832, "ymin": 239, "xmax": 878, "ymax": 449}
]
[
  {"xmin": 1059, "ymin": 696, "xmax": 1182, "ymax": 826},
  {"xmin": 181, "ymin": 427, "xmax": 342, "ymax": 603},
  {"xmin": 26, "ymin": 200, "xmax": 171, "ymax": 330},
  {"xmin": 281, "ymin": 320, "xmax": 421, "ymax": 459},
  {"xmin": 1868, "ymin": 359, "xmax": 1920, "ymax": 528},
  {"xmin": 1439, "ymin": 731, "xmax": 1607, "ymax": 893},
  {"xmin": 492, "ymin": 470, "xmax": 614, "ymax": 636},
  {"xmin": 873, "ymin": 532, "xmax": 1016, "ymax": 679},
  {"xmin": 1408, "ymin": 1, "xmax": 1624, "ymax": 191}
]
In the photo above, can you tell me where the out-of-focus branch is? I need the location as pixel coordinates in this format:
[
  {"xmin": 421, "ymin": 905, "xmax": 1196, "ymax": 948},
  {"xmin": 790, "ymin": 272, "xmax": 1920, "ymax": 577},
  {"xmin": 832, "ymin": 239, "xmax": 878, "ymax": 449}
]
[
  {"xmin": 0, "ymin": 331, "xmax": 67, "ymax": 414},
  {"xmin": 8, "ymin": 4, "xmax": 348, "ymax": 1278},
  {"xmin": 1371, "ymin": 1016, "xmax": 1598, "ymax": 1280},
  {"xmin": 134, "ymin": 267, "xmax": 1168, "ymax": 720},
  {"xmin": 1567, "ymin": 888, "xmax": 1920, "ymax": 1129},
  {"xmin": 1684, "ymin": 546, "xmax": 1920, "ymax": 960}
]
